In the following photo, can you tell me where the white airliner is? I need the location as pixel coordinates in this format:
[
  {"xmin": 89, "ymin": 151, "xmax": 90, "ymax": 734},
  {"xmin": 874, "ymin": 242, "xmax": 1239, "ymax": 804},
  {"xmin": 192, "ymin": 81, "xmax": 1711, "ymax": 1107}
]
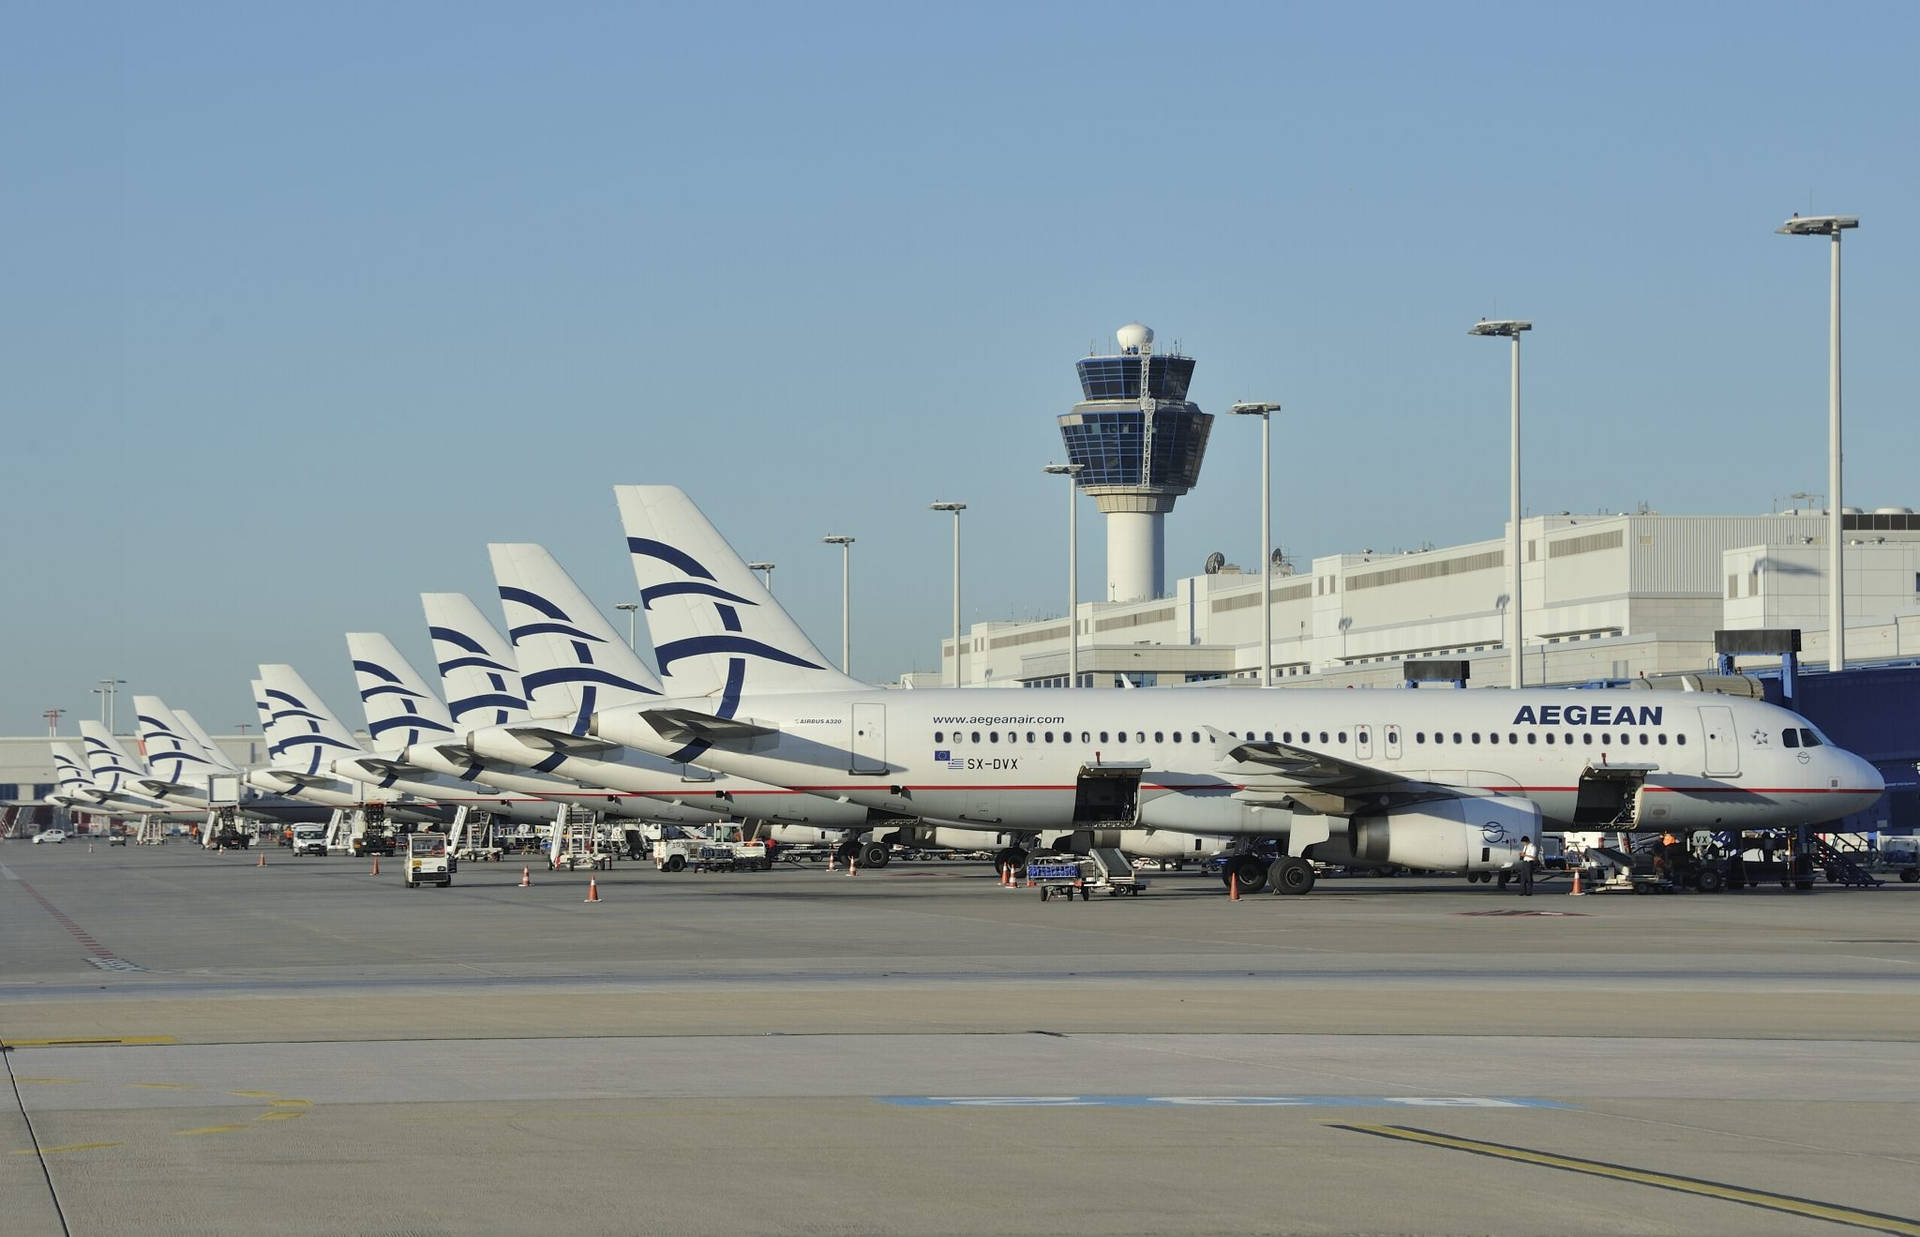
[
  {"xmin": 590, "ymin": 485, "xmax": 1886, "ymax": 894},
  {"xmin": 256, "ymin": 664, "xmax": 566, "ymax": 826},
  {"xmin": 132, "ymin": 695, "xmax": 327, "ymax": 823},
  {"xmin": 245, "ymin": 678, "xmax": 444, "ymax": 824},
  {"xmin": 345, "ymin": 630, "xmax": 727, "ymax": 828},
  {"xmin": 74, "ymin": 721, "xmax": 193, "ymax": 818},
  {"xmin": 426, "ymin": 544, "xmax": 907, "ymax": 859}
]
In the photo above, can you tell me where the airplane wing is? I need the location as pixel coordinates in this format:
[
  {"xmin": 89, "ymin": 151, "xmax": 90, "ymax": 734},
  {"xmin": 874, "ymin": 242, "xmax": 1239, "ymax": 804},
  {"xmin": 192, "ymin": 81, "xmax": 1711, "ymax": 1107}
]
[
  {"xmin": 352, "ymin": 756, "xmax": 434, "ymax": 778},
  {"xmin": 639, "ymin": 708, "xmax": 778, "ymax": 746},
  {"xmin": 1211, "ymin": 728, "xmax": 1452, "ymax": 814}
]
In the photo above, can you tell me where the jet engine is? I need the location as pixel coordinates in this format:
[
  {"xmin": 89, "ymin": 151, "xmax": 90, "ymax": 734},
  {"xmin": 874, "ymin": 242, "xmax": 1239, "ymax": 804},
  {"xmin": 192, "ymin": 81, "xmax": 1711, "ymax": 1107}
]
[{"xmin": 1348, "ymin": 796, "xmax": 1536, "ymax": 873}]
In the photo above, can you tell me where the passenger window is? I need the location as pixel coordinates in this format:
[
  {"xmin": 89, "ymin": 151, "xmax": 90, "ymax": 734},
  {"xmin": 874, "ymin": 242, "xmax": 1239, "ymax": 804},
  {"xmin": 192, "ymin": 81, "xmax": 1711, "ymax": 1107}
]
[
  {"xmin": 1026, "ymin": 731, "xmax": 1036, "ymax": 743},
  {"xmin": 1044, "ymin": 731, "xmax": 1054, "ymax": 744},
  {"xmin": 1319, "ymin": 731, "xmax": 1330, "ymax": 744},
  {"xmin": 1800, "ymin": 728, "xmax": 1822, "ymax": 747},
  {"xmin": 970, "ymin": 731, "xmax": 980, "ymax": 743},
  {"xmin": 1638, "ymin": 734, "xmax": 1649, "ymax": 745},
  {"xmin": 1658, "ymin": 734, "xmax": 1668, "ymax": 746},
  {"xmin": 1338, "ymin": 731, "xmax": 1348, "ymax": 744},
  {"xmin": 1470, "ymin": 733, "xmax": 1480, "ymax": 744},
  {"xmin": 1451, "ymin": 732, "xmax": 1462, "ymax": 744},
  {"xmin": 1281, "ymin": 731, "xmax": 1291, "ymax": 743},
  {"xmin": 1415, "ymin": 731, "xmax": 1426, "ymax": 743},
  {"xmin": 1526, "ymin": 733, "xmax": 1537, "ymax": 745},
  {"xmin": 1545, "ymin": 734, "xmax": 1555, "ymax": 745},
  {"xmin": 1171, "ymin": 732, "xmax": 1181, "ymax": 744},
  {"xmin": 934, "ymin": 730, "xmax": 944, "ymax": 743},
  {"xmin": 1155, "ymin": 731, "xmax": 1165, "ymax": 743},
  {"xmin": 1264, "ymin": 731, "xmax": 1274, "ymax": 742},
  {"xmin": 1509, "ymin": 733, "xmax": 1518, "ymax": 744},
  {"xmin": 1192, "ymin": 732, "xmax": 1200, "ymax": 743},
  {"xmin": 1433, "ymin": 732, "xmax": 1444, "ymax": 745},
  {"xmin": 1099, "ymin": 731, "xmax": 1109, "ymax": 743},
  {"xmin": 1582, "ymin": 733, "xmax": 1593, "ymax": 745},
  {"xmin": 1081, "ymin": 731, "xmax": 1091, "ymax": 744},
  {"xmin": 1600, "ymin": 734, "xmax": 1611, "ymax": 746},
  {"xmin": 1135, "ymin": 731, "xmax": 1145, "ymax": 744},
  {"xmin": 1677, "ymin": 735, "xmax": 1687, "ymax": 746},
  {"xmin": 989, "ymin": 732, "xmax": 999, "ymax": 744}
]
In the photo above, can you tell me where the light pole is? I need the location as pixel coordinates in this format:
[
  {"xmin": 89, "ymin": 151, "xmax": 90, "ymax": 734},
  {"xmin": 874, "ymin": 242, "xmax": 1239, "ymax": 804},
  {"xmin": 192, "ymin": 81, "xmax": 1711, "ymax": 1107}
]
[
  {"xmin": 1229, "ymin": 403, "xmax": 1281, "ymax": 687},
  {"xmin": 614, "ymin": 602, "xmax": 640, "ymax": 650},
  {"xmin": 929, "ymin": 503, "xmax": 966, "ymax": 687},
  {"xmin": 1777, "ymin": 213, "xmax": 1859, "ymax": 672},
  {"xmin": 747, "ymin": 561, "xmax": 776, "ymax": 594},
  {"xmin": 822, "ymin": 535, "xmax": 855, "ymax": 674},
  {"xmin": 1469, "ymin": 319, "xmax": 1532, "ymax": 689},
  {"xmin": 43, "ymin": 708, "xmax": 64, "ymax": 738},
  {"xmin": 94, "ymin": 678, "xmax": 126, "ymax": 731},
  {"xmin": 1042, "ymin": 464, "xmax": 1083, "ymax": 686}
]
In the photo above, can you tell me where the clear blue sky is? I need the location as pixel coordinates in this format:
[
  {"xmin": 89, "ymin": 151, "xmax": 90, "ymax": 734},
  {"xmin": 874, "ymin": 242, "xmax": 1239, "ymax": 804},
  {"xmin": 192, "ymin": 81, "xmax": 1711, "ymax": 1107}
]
[{"xmin": 4, "ymin": 2, "xmax": 1916, "ymax": 735}]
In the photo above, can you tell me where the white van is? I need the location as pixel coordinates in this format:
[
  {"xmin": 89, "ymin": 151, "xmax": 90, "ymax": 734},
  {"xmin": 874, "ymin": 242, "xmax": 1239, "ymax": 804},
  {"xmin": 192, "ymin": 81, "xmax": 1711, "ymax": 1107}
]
[
  {"xmin": 405, "ymin": 832, "xmax": 453, "ymax": 888},
  {"xmin": 290, "ymin": 825, "xmax": 327, "ymax": 857}
]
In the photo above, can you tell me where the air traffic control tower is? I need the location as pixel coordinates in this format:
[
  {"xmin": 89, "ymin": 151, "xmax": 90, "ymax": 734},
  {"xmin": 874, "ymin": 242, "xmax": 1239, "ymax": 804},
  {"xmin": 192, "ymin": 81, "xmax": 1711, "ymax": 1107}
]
[{"xmin": 1058, "ymin": 323, "xmax": 1214, "ymax": 603}]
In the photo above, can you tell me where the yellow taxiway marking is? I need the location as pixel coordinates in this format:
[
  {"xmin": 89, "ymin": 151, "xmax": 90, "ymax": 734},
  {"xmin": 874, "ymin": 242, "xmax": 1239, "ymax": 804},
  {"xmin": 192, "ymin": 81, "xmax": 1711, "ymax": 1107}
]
[
  {"xmin": 11, "ymin": 1142, "xmax": 121, "ymax": 1155},
  {"xmin": 268, "ymin": 1099, "xmax": 311, "ymax": 1108},
  {"xmin": 1, "ymin": 1036, "xmax": 177, "ymax": 1048},
  {"xmin": 175, "ymin": 1124, "xmax": 251, "ymax": 1137},
  {"xmin": 129, "ymin": 1082, "xmax": 195, "ymax": 1090},
  {"xmin": 1334, "ymin": 1124, "xmax": 1920, "ymax": 1237},
  {"xmin": 13, "ymin": 1077, "xmax": 83, "ymax": 1085},
  {"xmin": 256, "ymin": 1111, "xmax": 306, "ymax": 1122},
  {"xmin": 228, "ymin": 1089, "xmax": 278, "ymax": 1098}
]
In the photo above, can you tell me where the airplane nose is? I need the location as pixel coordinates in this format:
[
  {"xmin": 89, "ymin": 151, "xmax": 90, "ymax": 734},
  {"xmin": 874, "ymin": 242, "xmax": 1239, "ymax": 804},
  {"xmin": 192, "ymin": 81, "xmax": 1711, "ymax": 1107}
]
[{"xmin": 1854, "ymin": 753, "xmax": 1885, "ymax": 798}]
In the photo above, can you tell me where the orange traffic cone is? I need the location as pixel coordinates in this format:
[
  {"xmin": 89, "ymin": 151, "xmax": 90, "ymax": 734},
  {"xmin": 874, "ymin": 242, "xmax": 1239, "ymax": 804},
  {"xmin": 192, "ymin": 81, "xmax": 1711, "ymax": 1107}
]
[
  {"xmin": 828, "ymin": 851, "xmax": 837, "ymax": 871},
  {"xmin": 1230, "ymin": 870, "xmax": 1240, "ymax": 901},
  {"xmin": 584, "ymin": 877, "xmax": 600, "ymax": 903},
  {"xmin": 519, "ymin": 865, "xmax": 531, "ymax": 888},
  {"xmin": 370, "ymin": 856, "xmax": 380, "ymax": 877},
  {"xmin": 1569, "ymin": 866, "xmax": 1584, "ymax": 896},
  {"xmin": 257, "ymin": 852, "xmax": 266, "ymax": 868},
  {"xmin": 848, "ymin": 854, "xmax": 858, "ymax": 876}
]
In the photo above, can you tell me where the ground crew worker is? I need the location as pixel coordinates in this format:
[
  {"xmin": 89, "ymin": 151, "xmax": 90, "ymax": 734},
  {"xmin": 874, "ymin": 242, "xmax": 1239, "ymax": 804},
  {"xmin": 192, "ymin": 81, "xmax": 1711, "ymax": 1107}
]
[{"xmin": 1517, "ymin": 836, "xmax": 1537, "ymax": 896}]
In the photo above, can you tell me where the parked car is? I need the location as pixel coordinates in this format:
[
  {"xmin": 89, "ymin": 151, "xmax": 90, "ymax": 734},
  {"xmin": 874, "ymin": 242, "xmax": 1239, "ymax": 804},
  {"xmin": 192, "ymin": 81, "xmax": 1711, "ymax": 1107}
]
[
  {"xmin": 32, "ymin": 829, "xmax": 68, "ymax": 845},
  {"xmin": 107, "ymin": 832, "xmax": 129, "ymax": 846}
]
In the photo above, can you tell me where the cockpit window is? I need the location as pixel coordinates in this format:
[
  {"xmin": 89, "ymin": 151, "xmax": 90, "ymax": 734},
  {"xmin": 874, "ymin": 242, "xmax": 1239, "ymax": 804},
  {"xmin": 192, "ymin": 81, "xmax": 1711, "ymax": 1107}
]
[
  {"xmin": 1782, "ymin": 729, "xmax": 1800, "ymax": 749},
  {"xmin": 1800, "ymin": 728, "xmax": 1823, "ymax": 747}
]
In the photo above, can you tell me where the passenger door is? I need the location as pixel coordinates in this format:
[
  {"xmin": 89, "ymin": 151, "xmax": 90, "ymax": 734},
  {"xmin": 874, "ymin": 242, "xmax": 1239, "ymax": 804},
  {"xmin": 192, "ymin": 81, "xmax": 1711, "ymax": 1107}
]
[
  {"xmin": 850, "ymin": 703, "xmax": 887, "ymax": 775},
  {"xmin": 1698, "ymin": 705, "xmax": 1739, "ymax": 777}
]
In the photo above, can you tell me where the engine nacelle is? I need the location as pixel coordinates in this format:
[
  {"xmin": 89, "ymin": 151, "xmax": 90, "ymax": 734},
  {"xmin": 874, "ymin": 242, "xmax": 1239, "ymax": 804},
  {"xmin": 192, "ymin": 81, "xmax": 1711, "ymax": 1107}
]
[
  {"xmin": 1136, "ymin": 789, "xmax": 1289, "ymax": 836},
  {"xmin": 1349, "ymin": 797, "xmax": 1537, "ymax": 873}
]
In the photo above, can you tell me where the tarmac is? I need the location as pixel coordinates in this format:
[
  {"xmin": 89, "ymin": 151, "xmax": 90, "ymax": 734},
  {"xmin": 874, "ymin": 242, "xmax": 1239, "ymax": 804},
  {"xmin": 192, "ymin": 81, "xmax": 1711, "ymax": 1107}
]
[{"xmin": 3, "ymin": 841, "xmax": 1918, "ymax": 1236}]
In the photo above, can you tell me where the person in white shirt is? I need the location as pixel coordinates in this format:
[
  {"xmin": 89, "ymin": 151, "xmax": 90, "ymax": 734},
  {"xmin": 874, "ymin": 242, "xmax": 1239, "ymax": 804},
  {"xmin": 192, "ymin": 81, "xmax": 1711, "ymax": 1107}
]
[{"xmin": 1517, "ymin": 836, "xmax": 1538, "ymax": 896}]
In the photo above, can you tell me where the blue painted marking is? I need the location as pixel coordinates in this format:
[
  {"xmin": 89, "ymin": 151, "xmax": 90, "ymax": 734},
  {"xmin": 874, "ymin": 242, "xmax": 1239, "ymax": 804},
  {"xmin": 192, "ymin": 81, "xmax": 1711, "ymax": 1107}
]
[
  {"xmin": 498, "ymin": 586, "xmax": 569, "ymax": 620},
  {"xmin": 641, "ymin": 580, "xmax": 754, "ymax": 609},
  {"xmin": 352, "ymin": 659, "xmax": 402, "ymax": 683},
  {"xmin": 654, "ymin": 634, "xmax": 822, "ymax": 673},
  {"xmin": 626, "ymin": 536, "xmax": 715, "ymax": 581},
  {"xmin": 521, "ymin": 667, "xmax": 656, "ymax": 695},
  {"xmin": 428, "ymin": 625, "xmax": 487, "ymax": 654},
  {"xmin": 877, "ymin": 1096, "xmax": 1578, "ymax": 1109},
  {"xmin": 438, "ymin": 655, "xmax": 515, "ymax": 674},
  {"xmin": 510, "ymin": 621, "xmax": 604, "ymax": 643}
]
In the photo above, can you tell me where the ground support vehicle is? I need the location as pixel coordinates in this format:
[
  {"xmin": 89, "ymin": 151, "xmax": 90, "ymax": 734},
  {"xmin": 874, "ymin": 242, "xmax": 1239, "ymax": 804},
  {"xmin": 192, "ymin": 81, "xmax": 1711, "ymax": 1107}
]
[
  {"xmin": 1027, "ymin": 858, "xmax": 1094, "ymax": 901},
  {"xmin": 290, "ymin": 825, "xmax": 327, "ymax": 857},
  {"xmin": 404, "ymin": 832, "xmax": 452, "ymax": 888},
  {"xmin": 654, "ymin": 837, "xmax": 769, "ymax": 872},
  {"xmin": 1082, "ymin": 847, "xmax": 1148, "ymax": 896}
]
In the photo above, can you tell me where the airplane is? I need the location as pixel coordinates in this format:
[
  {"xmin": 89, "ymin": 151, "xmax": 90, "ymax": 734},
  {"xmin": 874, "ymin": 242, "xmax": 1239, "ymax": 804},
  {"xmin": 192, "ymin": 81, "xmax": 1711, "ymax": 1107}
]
[
  {"xmin": 427, "ymin": 544, "xmax": 905, "ymax": 861},
  {"xmin": 132, "ymin": 695, "xmax": 327, "ymax": 822},
  {"xmin": 74, "ymin": 721, "xmax": 198, "ymax": 819},
  {"xmin": 345, "ymin": 629, "xmax": 729, "ymax": 828},
  {"xmin": 245, "ymin": 677, "xmax": 445, "ymax": 824},
  {"xmin": 46, "ymin": 742, "xmax": 110, "ymax": 810},
  {"xmin": 590, "ymin": 485, "xmax": 1887, "ymax": 894},
  {"xmin": 256, "ymin": 664, "xmax": 569, "ymax": 826}
]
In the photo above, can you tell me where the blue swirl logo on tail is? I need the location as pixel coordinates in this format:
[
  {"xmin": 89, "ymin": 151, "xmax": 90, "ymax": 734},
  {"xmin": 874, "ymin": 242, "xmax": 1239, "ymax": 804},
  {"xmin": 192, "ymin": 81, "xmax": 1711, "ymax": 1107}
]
[
  {"xmin": 352, "ymin": 658, "xmax": 457, "ymax": 747},
  {"xmin": 498, "ymin": 586, "xmax": 657, "ymax": 737}
]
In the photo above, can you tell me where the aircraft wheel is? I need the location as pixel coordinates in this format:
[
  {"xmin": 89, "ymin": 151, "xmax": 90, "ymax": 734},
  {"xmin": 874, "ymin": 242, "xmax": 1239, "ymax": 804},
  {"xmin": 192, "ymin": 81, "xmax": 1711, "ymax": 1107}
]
[
  {"xmin": 1272, "ymin": 856, "xmax": 1315, "ymax": 895},
  {"xmin": 859, "ymin": 842, "xmax": 890, "ymax": 869},
  {"xmin": 1222, "ymin": 854, "xmax": 1269, "ymax": 894},
  {"xmin": 994, "ymin": 847, "xmax": 1027, "ymax": 874}
]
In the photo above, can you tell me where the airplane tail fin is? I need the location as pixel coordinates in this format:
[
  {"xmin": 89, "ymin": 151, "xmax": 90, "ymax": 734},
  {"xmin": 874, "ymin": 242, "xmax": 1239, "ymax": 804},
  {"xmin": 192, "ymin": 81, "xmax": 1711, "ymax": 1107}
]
[
  {"xmin": 486, "ymin": 543, "xmax": 661, "ymax": 732},
  {"xmin": 346, "ymin": 633, "xmax": 459, "ymax": 753},
  {"xmin": 133, "ymin": 695, "xmax": 229, "ymax": 789},
  {"xmin": 77, "ymin": 719, "xmax": 148, "ymax": 796},
  {"xmin": 172, "ymin": 709, "xmax": 242, "ymax": 774},
  {"xmin": 51, "ymin": 742, "xmax": 94, "ymax": 797},
  {"xmin": 259, "ymin": 664, "xmax": 366, "ymax": 776},
  {"xmin": 421, "ymin": 592, "xmax": 530, "ymax": 728},
  {"xmin": 614, "ymin": 484, "xmax": 866, "ymax": 697}
]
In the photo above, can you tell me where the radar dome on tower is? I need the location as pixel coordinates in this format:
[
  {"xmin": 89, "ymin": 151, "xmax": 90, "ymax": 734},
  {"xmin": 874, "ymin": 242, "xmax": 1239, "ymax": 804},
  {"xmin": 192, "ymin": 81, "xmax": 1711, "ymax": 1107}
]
[{"xmin": 1115, "ymin": 323, "xmax": 1154, "ymax": 355}]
